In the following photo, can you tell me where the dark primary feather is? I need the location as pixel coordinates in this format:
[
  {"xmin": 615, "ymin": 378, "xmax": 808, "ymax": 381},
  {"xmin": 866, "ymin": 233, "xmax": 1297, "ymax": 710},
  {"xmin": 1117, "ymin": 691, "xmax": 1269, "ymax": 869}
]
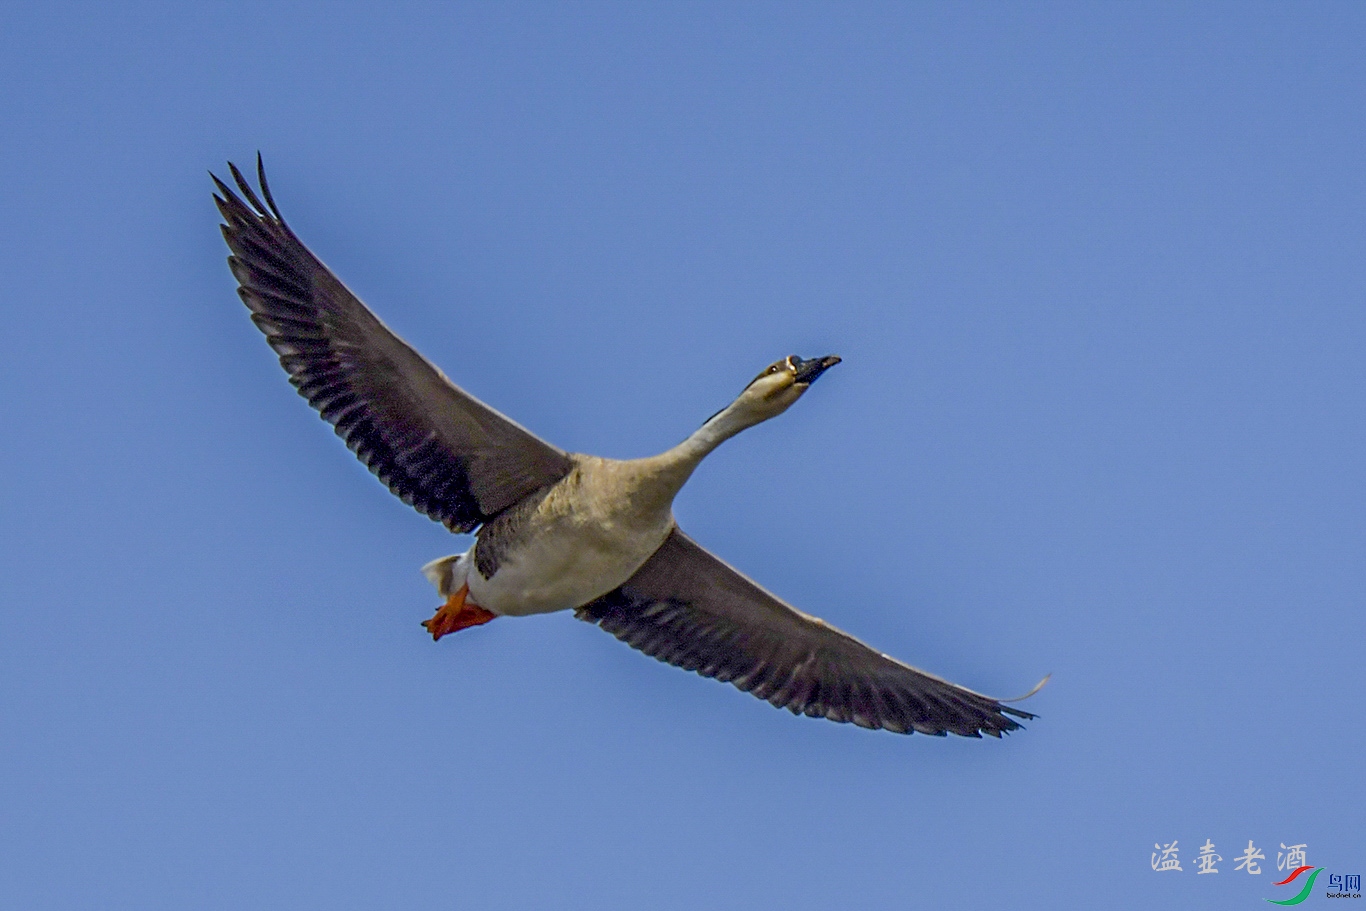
[
  {"xmin": 578, "ymin": 528, "xmax": 1035, "ymax": 737},
  {"xmin": 213, "ymin": 156, "xmax": 573, "ymax": 532}
]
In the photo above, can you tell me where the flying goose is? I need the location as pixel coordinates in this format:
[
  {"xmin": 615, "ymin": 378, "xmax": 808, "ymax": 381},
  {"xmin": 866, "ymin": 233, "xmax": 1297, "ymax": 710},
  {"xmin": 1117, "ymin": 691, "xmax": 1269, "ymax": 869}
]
[{"xmin": 213, "ymin": 157, "xmax": 1044, "ymax": 737}]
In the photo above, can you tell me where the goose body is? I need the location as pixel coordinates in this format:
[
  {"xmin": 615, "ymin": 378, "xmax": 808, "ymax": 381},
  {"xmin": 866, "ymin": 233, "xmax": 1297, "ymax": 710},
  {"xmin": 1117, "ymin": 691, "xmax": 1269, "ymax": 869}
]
[
  {"xmin": 458, "ymin": 455, "xmax": 681, "ymax": 617},
  {"xmin": 214, "ymin": 157, "xmax": 1045, "ymax": 738}
]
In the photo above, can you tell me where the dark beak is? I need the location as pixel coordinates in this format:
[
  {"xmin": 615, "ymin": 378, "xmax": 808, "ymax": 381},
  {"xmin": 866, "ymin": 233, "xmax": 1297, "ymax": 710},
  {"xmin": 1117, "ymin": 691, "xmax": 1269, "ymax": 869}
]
[{"xmin": 792, "ymin": 354, "xmax": 841, "ymax": 385}]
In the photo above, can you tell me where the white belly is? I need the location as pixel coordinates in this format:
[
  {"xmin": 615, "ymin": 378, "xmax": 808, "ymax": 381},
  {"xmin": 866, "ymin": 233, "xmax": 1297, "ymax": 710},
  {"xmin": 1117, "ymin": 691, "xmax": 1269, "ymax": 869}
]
[{"xmin": 467, "ymin": 514, "xmax": 673, "ymax": 617}]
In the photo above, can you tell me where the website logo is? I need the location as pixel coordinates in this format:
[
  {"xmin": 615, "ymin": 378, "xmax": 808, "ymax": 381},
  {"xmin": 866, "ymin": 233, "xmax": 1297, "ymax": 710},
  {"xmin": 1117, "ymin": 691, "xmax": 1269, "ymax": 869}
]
[
  {"xmin": 1325, "ymin": 873, "xmax": 1363, "ymax": 899},
  {"xmin": 1266, "ymin": 866, "xmax": 1321, "ymax": 905}
]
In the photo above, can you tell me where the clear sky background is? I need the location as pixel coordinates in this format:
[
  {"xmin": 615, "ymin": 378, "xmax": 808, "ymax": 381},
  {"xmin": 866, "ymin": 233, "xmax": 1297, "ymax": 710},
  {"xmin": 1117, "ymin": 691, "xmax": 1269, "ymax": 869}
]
[{"xmin": 2, "ymin": 4, "xmax": 1364, "ymax": 910}]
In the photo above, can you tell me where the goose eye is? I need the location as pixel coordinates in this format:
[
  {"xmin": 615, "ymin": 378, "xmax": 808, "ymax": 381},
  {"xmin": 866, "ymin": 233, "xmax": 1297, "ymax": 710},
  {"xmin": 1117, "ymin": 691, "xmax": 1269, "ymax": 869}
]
[{"xmin": 767, "ymin": 365, "xmax": 779, "ymax": 375}]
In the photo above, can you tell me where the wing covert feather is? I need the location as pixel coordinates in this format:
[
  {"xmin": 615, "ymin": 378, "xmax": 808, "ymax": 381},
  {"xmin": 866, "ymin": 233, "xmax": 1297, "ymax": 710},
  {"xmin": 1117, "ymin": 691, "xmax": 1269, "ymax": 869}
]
[
  {"xmin": 214, "ymin": 158, "xmax": 572, "ymax": 532},
  {"xmin": 578, "ymin": 528, "xmax": 1035, "ymax": 737}
]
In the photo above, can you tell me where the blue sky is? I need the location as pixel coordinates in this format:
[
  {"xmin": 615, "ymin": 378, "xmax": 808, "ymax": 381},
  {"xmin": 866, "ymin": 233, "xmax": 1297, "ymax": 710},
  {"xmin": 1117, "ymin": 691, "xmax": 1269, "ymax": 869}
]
[{"xmin": 3, "ymin": 4, "xmax": 1364, "ymax": 909}]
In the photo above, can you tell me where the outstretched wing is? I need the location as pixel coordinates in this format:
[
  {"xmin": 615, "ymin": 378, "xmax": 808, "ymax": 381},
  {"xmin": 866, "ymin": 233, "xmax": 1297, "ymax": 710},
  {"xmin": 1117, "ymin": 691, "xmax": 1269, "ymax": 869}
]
[
  {"xmin": 214, "ymin": 157, "xmax": 573, "ymax": 532},
  {"xmin": 577, "ymin": 528, "xmax": 1041, "ymax": 737}
]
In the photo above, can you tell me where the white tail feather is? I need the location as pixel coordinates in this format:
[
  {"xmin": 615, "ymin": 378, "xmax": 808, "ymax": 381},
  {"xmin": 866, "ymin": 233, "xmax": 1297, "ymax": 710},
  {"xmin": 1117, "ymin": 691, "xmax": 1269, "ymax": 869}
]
[{"xmin": 421, "ymin": 552, "xmax": 470, "ymax": 597}]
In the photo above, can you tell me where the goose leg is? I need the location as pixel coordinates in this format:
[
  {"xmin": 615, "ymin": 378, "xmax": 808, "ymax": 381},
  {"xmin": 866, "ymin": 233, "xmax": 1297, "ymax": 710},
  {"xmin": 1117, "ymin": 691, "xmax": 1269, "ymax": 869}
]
[{"xmin": 422, "ymin": 583, "xmax": 496, "ymax": 640}]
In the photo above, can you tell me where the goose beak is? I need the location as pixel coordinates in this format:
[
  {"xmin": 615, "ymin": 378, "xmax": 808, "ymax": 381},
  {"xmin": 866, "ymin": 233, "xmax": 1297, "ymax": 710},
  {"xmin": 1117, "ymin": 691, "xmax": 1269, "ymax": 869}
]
[{"xmin": 792, "ymin": 355, "xmax": 841, "ymax": 385}]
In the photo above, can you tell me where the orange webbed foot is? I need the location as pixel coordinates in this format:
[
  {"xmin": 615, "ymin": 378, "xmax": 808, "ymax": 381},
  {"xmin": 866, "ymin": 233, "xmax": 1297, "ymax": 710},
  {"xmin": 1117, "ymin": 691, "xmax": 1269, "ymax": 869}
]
[{"xmin": 421, "ymin": 584, "xmax": 496, "ymax": 641}]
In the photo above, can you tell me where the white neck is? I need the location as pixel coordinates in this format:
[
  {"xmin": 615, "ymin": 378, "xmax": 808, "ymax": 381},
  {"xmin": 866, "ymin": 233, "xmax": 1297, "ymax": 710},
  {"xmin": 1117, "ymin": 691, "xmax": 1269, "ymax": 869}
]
[{"xmin": 638, "ymin": 398, "xmax": 767, "ymax": 504}]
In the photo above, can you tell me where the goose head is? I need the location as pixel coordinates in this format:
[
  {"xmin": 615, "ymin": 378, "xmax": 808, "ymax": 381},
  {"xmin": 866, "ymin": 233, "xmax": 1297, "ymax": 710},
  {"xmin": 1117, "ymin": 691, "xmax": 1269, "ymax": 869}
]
[
  {"xmin": 727, "ymin": 354, "xmax": 842, "ymax": 424},
  {"xmin": 663, "ymin": 353, "xmax": 843, "ymax": 486}
]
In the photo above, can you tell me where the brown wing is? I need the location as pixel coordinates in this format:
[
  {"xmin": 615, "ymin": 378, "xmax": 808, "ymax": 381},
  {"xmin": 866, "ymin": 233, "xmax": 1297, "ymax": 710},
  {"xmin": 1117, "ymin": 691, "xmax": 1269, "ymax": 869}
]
[
  {"xmin": 577, "ymin": 528, "xmax": 1040, "ymax": 737},
  {"xmin": 214, "ymin": 157, "xmax": 573, "ymax": 532}
]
